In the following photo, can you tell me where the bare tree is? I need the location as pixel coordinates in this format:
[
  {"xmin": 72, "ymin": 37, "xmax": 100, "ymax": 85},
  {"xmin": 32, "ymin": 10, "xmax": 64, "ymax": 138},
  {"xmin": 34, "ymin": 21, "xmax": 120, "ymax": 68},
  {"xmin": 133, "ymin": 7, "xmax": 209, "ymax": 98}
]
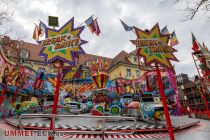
[
  {"xmin": 0, "ymin": 0, "xmax": 14, "ymax": 26},
  {"xmin": 161, "ymin": 0, "xmax": 210, "ymax": 20}
]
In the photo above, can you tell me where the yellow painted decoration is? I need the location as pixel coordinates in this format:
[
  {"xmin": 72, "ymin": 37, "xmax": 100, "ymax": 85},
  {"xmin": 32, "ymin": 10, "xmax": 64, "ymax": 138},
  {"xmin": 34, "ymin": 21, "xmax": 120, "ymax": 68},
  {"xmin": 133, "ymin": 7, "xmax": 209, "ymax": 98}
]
[
  {"xmin": 39, "ymin": 17, "xmax": 87, "ymax": 65},
  {"xmin": 130, "ymin": 23, "xmax": 178, "ymax": 70}
]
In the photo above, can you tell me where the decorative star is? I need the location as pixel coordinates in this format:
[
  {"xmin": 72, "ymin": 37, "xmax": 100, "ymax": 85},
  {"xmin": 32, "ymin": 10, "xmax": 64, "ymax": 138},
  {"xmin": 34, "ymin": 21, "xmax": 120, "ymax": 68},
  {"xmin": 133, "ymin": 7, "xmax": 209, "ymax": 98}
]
[
  {"xmin": 130, "ymin": 23, "xmax": 179, "ymax": 70},
  {"xmin": 39, "ymin": 17, "xmax": 87, "ymax": 66}
]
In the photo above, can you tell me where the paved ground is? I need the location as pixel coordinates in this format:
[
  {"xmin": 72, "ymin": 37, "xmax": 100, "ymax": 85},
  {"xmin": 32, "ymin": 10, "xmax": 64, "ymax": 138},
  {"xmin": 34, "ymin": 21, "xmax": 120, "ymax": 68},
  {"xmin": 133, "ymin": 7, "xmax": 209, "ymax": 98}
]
[{"xmin": 0, "ymin": 116, "xmax": 209, "ymax": 140}]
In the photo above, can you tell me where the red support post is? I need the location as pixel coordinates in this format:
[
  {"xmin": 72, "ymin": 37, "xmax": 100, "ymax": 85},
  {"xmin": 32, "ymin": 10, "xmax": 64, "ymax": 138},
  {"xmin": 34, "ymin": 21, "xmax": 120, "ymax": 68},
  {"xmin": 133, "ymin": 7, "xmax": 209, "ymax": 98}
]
[
  {"xmin": 155, "ymin": 63, "xmax": 175, "ymax": 140},
  {"xmin": 192, "ymin": 53, "xmax": 201, "ymax": 78},
  {"xmin": 48, "ymin": 63, "xmax": 63, "ymax": 140},
  {"xmin": 0, "ymin": 84, "xmax": 7, "ymax": 106}
]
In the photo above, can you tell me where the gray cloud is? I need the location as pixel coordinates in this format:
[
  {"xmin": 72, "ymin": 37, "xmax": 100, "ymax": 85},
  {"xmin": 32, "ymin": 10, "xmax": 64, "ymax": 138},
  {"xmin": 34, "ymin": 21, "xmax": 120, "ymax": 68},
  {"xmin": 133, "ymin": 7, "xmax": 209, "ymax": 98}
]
[{"xmin": 0, "ymin": 0, "xmax": 209, "ymax": 76}]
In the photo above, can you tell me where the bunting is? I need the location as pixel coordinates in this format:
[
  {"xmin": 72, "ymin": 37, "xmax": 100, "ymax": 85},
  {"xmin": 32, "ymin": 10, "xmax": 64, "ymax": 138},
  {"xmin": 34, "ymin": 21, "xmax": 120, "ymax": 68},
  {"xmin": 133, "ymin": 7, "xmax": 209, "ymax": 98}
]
[
  {"xmin": 39, "ymin": 20, "xmax": 47, "ymax": 37},
  {"xmin": 85, "ymin": 16, "xmax": 96, "ymax": 33},
  {"xmin": 85, "ymin": 16, "xmax": 101, "ymax": 36},
  {"xmin": 93, "ymin": 19, "xmax": 101, "ymax": 36},
  {"xmin": 32, "ymin": 25, "xmax": 42, "ymax": 41},
  {"xmin": 170, "ymin": 31, "xmax": 179, "ymax": 46},
  {"xmin": 161, "ymin": 26, "xmax": 170, "ymax": 35}
]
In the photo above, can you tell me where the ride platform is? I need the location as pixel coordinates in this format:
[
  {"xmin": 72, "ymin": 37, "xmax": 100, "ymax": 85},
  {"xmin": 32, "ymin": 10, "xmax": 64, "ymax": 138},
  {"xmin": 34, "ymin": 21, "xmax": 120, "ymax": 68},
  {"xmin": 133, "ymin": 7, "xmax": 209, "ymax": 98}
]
[{"xmin": 5, "ymin": 115, "xmax": 199, "ymax": 133}]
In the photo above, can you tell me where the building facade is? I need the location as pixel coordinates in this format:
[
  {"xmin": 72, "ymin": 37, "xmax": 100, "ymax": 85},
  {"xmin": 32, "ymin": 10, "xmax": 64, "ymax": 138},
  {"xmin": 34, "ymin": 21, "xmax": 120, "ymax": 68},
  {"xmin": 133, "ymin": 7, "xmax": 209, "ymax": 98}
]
[
  {"xmin": 177, "ymin": 74, "xmax": 210, "ymax": 119},
  {"xmin": 176, "ymin": 73, "xmax": 190, "ymax": 85}
]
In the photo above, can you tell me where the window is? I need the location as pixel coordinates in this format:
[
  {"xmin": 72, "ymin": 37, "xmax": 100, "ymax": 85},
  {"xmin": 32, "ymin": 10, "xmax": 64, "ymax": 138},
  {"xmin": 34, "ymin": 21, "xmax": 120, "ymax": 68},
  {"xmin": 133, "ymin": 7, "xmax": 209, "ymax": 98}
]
[
  {"xmin": 136, "ymin": 70, "xmax": 140, "ymax": 77},
  {"xmin": 19, "ymin": 48, "xmax": 29, "ymax": 59},
  {"xmin": 126, "ymin": 69, "xmax": 131, "ymax": 77}
]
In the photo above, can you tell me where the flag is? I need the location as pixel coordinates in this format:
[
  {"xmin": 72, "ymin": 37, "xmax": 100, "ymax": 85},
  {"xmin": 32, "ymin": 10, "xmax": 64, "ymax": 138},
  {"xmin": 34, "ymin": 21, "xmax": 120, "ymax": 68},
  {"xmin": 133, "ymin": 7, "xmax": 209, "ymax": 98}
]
[
  {"xmin": 93, "ymin": 18, "xmax": 101, "ymax": 36},
  {"xmin": 33, "ymin": 25, "xmax": 42, "ymax": 41},
  {"xmin": 85, "ymin": 16, "xmax": 94, "ymax": 26},
  {"xmin": 39, "ymin": 20, "xmax": 47, "ymax": 36},
  {"xmin": 170, "ymin": 31, "xmax": 179, "ymax": 46},
  {"xmin": 120, "ymin": 19, "xmax": 134, "ymax": 31},
  {"xmin": 192, "ymin": 33, "xmax": 199, "ymax": 52},
  {"xmin": 161, "ymin": 25, "xmax": 170, "ymax": 35},
  {"xmin": 85, "ymin": 16, "xmax": 96, "ymax": 33}
]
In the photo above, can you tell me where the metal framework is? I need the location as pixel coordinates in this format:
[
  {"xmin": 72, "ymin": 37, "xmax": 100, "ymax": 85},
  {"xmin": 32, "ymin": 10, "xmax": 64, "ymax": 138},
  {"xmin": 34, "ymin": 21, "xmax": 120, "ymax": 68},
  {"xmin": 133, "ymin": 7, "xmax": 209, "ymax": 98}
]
[
  {"xmin": 191, "ymin": 52, "xmax": 210, "ymax": 117},
  {"xmin": 19, "ymin": 114, "xmax": 137, "ymax": 140}
]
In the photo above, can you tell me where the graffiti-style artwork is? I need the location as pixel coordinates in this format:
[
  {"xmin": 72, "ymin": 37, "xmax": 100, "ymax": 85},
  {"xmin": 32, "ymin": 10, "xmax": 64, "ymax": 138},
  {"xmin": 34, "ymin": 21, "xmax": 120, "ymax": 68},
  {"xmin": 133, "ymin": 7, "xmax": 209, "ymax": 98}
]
[
  {"xmin": 63, "ymin": 82, "xmax": 96, "ymax": 93},
  {"xmin": 0, "ymin": 55, "xmax": 13, "ymax": 82},
  {"xmin": 89, "ymin": 58, "xmax": 110, "ymax": 89},
  {"xmin": 63, "ymin": 65, "xmax": 91, "ymax": 80}
]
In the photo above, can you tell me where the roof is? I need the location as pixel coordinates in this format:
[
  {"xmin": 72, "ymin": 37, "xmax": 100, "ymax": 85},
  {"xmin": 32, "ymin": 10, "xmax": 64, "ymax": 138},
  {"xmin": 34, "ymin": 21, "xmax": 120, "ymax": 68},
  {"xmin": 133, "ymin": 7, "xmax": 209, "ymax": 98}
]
[
  {"xmin": 109, "ymin": 51, "xmax": 131, "ymax": 68},
  {"xmin": 78, "ymin": 53, "xmax": 112, "ymax": 67},
  {"xmin": 0, "ymin": 36, "xmax": 147, "ymax": 70},
  {"xmin": 130, "ymin": 49, "xmax": 137, "ymax": 55},
  {"xmin": 1, "ymin": 36, "xmax": 43, "ymax": 62},
  {"xmin": 20, "ymin": 42, "xmax": 43, "ymax": 62}
]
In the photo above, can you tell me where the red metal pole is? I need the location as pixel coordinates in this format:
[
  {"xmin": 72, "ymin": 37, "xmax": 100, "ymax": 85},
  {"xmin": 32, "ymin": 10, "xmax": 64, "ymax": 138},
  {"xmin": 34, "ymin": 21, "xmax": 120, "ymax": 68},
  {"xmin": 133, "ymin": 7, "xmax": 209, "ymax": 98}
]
[
  {"xmin": 192, "ymin": 53, "xmax": 201, "ymax": 77},
  {"xmin": 12, "ymin": 88, "xmax": 18, "ymax": 104},
  {"xmin": 0, "ymin": 84, "xmax": 7, "ymax": 106},
  {"xmin": 155, "ymin": 63, "xmax": 175, "ymax": 140},
  {"xmin": 48, "ymin": 63, "xmax": 62, "ymax": 140}
]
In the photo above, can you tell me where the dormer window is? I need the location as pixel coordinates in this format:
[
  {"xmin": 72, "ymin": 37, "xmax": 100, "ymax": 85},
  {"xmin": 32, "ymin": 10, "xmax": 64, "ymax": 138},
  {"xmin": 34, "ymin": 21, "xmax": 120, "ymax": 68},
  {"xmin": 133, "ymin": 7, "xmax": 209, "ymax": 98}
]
[{"xmin": 19, "ymin": 48, "xmax": 29, "ymax": 60}]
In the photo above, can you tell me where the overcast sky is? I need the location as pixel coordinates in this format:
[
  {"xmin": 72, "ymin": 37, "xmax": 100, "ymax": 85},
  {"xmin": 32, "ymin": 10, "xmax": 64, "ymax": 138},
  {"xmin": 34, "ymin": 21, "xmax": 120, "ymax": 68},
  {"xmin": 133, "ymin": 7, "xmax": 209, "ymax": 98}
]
[{"xmin": 1, "ymin": 0, "xmax": 210, "ymax": 77}]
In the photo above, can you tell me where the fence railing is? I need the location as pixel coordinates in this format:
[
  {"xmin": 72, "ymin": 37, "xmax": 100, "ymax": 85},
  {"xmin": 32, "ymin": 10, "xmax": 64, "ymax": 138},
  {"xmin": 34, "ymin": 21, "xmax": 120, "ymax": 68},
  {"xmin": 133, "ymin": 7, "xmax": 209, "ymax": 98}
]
[{"xmin": 19, "ymin": 114, "xmax": 137, "ymax": 140}]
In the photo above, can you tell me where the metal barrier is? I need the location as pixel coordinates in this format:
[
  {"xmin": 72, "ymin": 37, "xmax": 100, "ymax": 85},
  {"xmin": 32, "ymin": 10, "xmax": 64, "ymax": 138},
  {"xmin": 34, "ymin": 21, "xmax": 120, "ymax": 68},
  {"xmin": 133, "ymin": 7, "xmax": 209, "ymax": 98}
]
[{"xmin": 19, "ymin": 114, "xmax": 137, "ymax": 140}]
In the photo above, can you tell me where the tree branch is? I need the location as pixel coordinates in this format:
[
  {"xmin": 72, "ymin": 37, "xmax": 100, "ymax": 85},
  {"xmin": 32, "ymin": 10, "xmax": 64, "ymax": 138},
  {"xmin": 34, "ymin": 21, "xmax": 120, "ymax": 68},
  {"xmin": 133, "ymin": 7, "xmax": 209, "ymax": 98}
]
[
  {"xmin": 188, "ymin": 0, "xmax": 208, "ymax": 19},
  {"xmin": 161, "ymin": 0, "xmax": 210, "ymax": 21},
  {"xmin": 0, "ymin": 0, "xmax": 14, "ymax": 26}
]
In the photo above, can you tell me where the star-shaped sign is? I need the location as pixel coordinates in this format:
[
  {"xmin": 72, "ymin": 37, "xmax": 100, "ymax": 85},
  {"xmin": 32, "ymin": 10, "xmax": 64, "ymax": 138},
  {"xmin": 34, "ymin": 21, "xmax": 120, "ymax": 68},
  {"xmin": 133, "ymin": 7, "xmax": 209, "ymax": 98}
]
[
  {"xmin": 130, "ymin": 23, "xmax": 178, "ymax": 70},
  {"xmin": 39, "ymin": 17, "xmax": 87, "ymax": 66}
]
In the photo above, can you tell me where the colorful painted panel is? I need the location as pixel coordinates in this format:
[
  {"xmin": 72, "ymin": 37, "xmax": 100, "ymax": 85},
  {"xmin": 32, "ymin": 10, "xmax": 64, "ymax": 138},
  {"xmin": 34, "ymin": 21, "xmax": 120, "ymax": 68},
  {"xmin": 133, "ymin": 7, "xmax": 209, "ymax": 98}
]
[
  {"xmin": 130, "ymin": 23, "xmax": 179, "ymax": 70},
  {"xmin": 39, "ymin": 17, "xmax": 87, "ymax": 66}
]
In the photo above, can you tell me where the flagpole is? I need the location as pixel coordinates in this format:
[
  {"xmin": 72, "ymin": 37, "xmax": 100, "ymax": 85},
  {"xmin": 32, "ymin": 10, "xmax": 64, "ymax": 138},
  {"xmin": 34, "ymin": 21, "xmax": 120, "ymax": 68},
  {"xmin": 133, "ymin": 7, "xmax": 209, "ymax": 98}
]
[
  {"xmin": 131, "ymin": 28, "xmax": 135, "ymax": 34},
  {"xmin": 34, "ymin": 23, "xmax": 38, "ymax": 27}
]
